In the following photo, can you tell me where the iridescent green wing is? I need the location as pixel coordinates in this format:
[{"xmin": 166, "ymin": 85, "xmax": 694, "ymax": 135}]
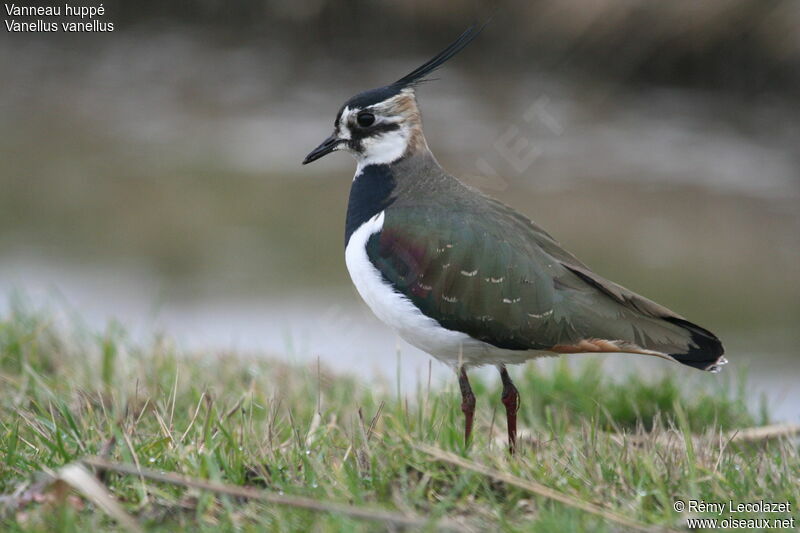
[{"xmin": 367, "ymin": 202, "xmax": 723, "ymax": 368}]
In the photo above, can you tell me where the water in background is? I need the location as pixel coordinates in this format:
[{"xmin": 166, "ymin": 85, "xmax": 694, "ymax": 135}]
[{"xmin": 1, "ymin": 26, "xmax": 798, "ymax": 420}]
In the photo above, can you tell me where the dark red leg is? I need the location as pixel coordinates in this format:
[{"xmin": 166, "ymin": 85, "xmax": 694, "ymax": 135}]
[
  {"xmin": 458, "ymin": 366, "xmax": 476, "ymax": 445},
  {"xmin": 499, "ymin": 365, "xmax": 520, "ymax": 453}
]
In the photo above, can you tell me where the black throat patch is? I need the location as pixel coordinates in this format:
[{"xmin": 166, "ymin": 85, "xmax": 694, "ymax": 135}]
[{"xmin": 345, "ymin": 164, "xmax": 397, "ymax": 246}]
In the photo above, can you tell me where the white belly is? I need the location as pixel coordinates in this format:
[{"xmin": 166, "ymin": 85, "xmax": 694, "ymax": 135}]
[{"xmin": 344, "ymin": 211, "xmax": 549, "ymax": 367}]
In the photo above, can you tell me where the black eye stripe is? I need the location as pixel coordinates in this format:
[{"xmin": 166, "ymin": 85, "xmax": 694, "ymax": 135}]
[
  {"xmin": 348, "ymin": 122, "xmax": 401, "ymax": 149},
  {"xmin": 351, "ymin": 122, "xmax": 399, "ymax": 137}
]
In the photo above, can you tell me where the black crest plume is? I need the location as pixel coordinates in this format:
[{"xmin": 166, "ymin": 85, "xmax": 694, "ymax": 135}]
[{"xmin": 392, "ymin": 23, "xmax": 487, "ymax": 90}]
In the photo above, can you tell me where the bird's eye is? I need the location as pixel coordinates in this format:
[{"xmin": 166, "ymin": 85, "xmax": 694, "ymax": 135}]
[{"xmin": 356, "ymin": 112, "xmax": 375, "ymax": 128}]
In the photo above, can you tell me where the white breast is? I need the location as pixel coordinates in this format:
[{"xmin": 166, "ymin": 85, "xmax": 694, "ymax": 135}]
[{"xmin": 344, "ymin": 211, "xmax": 547, "ymax": 367}]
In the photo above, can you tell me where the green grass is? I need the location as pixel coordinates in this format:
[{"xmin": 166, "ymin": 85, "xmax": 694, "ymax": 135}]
[{"xmin": 0, "ymin": 304, "xmax": 797, "ymax": 532}]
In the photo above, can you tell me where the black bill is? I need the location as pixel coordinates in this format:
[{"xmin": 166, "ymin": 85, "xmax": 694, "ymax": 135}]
[{"xmin": 302, "ymin": 134, "xmax": 341, "ymax": 165}]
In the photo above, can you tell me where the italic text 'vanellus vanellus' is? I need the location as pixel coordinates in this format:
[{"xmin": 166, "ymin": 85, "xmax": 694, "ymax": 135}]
[{"xmin": 302, "ymin": 25, "xmax": 727, "ymax": 452}]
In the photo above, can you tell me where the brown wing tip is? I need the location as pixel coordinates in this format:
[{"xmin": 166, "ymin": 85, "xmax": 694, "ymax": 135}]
[
  {"xmin": 550, "ymin": 339, "xmax": 666, "ymax": 358},
  {"xmin": 550, "ymin": 338, "xmax": 729, "ymax": 373}
]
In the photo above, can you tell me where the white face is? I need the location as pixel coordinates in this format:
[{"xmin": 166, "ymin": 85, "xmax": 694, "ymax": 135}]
[
  {"xmin": 339, "ymin": 105, "xmax": 409, "ymax": 170},
  {"xmin": 335, "ymin": 90, "xmax": 421, "ymax": 172}
]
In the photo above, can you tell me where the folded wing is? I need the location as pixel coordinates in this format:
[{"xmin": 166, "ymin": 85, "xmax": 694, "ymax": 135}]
[{"xmin": 367, "ymin": 200, "xmax": 725, "ymax": 371}]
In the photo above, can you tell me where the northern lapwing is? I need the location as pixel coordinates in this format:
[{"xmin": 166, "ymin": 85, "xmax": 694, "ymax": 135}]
[{"xmin": 302, "ymin": 25, "xmax": 727, "ymax": 452}]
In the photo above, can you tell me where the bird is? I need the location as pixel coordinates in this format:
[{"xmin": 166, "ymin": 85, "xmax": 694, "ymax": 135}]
[{"xmin": 302, "ymin": 24, "xmax": 727, "ymax": 452}]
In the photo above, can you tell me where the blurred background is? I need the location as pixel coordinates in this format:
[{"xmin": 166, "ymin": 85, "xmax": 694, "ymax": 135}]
[{"xmin": 2, "ymin": 1, "xmax": 798, "ymax": 418}]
